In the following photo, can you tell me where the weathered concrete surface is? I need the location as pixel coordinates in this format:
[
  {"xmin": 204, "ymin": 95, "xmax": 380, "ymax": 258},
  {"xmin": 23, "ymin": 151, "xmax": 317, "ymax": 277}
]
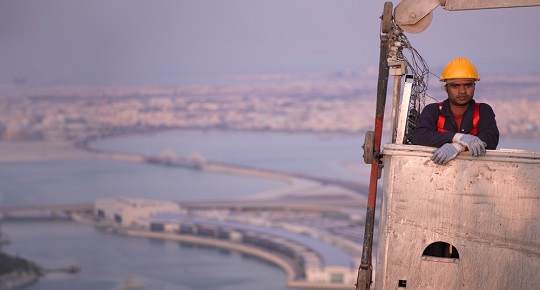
[{"xmin": 375, "ymin": 144, "xmax": 540, "ymax": 290}]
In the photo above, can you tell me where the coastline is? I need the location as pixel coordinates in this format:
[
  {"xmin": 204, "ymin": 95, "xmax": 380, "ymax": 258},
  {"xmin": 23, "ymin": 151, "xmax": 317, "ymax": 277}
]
[{"xmin": 0, "ymin": 252, "xmax": 41, "ymax": 290}]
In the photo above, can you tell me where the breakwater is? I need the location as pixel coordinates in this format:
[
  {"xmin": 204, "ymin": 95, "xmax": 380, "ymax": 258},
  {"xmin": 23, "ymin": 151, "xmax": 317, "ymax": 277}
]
[
  {"xmin": 76, "ymin": 137, "xmax": 368, "ymax": 200},
  {"xmin": 122, "ymin": 229, "xmax": 355, "ymax": 290}
]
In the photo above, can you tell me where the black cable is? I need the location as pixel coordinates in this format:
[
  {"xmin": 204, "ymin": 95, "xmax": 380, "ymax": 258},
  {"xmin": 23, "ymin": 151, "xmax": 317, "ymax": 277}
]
[{"xmin": 391, "ymin": 26, "xmax": 436, "ymax": 143}]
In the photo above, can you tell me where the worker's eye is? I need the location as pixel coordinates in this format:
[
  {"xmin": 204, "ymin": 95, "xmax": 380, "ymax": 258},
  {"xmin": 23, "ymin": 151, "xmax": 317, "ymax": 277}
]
[{"xmin": 449, "ymin": 83, "xmax": 475, "ymax": 89}]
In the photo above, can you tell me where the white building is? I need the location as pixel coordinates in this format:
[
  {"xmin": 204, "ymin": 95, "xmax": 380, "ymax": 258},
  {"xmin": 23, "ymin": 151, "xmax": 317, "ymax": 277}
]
[
  {"xmin": 305, "ymin": 266, "xmax": 357, "ymax": 285},
  {"xmin": 94, "ymin": 197, "xmax": 182, "ymax": 228}
]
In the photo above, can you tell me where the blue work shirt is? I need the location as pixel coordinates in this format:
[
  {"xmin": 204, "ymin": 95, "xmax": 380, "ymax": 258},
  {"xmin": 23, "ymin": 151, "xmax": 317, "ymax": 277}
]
[{"xmin": 411, "ymin": 99, "xmax": 499, "ymax": 149}]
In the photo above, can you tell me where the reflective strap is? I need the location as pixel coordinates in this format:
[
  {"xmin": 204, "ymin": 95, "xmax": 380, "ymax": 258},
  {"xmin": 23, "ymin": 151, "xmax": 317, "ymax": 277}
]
[
  {"xmin": 470, "ymin": 103, "xmax": 480, "ymax": 135},
  {"xmin": 437, "ymin": 102, "xmax": 450, "ymax": 133}
]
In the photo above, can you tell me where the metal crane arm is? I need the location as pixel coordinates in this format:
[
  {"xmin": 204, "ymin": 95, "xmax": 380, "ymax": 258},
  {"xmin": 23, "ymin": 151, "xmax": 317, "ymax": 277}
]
[{"xmin": 395, "ymin": 0, "xmax": 540, "ymax": 33}]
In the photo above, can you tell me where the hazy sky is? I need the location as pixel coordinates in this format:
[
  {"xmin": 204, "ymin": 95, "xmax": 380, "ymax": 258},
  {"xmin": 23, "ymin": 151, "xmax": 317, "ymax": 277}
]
[{"xmin": 0, "ymin": 0, "xmax": 539, "ymax": 85}]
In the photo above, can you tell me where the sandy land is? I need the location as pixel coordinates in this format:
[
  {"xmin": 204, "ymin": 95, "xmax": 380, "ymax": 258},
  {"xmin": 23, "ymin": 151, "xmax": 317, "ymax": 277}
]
[{"xmin": 0, "ymin": 141, "xmax": 99, "ymax": 162}]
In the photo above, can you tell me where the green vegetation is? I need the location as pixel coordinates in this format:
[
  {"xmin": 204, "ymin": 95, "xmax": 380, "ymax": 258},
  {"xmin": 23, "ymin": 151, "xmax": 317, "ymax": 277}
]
[{"xmin": 0, "ymin": 252, "xmax": 42, "ymax": 275}]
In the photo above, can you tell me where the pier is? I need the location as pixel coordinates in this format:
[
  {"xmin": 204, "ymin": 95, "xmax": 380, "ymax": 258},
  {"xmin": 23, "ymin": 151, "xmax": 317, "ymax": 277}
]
[
  {"xmin": 0, "ymin": 203, "xmax": 93, "ymax": 220},
  {"xmin": 43, "ymin": 265, "xmax": 80, "ymax": 274}
]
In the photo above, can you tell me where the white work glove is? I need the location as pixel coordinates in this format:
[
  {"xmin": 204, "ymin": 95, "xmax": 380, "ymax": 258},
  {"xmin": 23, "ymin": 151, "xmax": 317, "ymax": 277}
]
[
  {"xmin": 453, "ymin": 133, "xmax": 487, "ymax": 157},
  {"xmin": 431, "ymin": 143, "xmax": 465, "ymax": 165}
]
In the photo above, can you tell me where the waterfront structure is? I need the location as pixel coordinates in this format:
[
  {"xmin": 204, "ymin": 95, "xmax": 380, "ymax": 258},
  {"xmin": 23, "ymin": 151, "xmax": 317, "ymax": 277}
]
[
  {"xmin": 93, "ymin": 197, "xmax": 359, "ymax": 289},
  {"xmin": 94, "ymin": 197, "xmax": 182, "ymax": 227}
]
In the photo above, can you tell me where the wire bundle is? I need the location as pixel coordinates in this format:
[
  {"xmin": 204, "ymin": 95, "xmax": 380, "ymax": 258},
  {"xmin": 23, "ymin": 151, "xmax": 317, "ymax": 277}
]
[{"xmin": 389, "ymin": 25, "xmax": 435, "ymax": 143}]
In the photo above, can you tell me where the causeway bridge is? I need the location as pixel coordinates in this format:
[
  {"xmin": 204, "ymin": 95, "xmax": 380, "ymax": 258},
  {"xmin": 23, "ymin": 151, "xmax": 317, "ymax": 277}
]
[
  {"xmin": 0, "ymin": 199, "xmax": 365, "ymax": 220},
  {"xmin": 0, "ymin": 203, "xmax": 94, "ymax": 219}
]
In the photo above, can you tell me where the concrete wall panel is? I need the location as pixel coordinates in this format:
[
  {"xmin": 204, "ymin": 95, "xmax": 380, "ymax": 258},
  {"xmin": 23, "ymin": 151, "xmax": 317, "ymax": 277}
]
[{"xmin": 375, "ymin": 145, "xmax": 540, "ymax": 290}]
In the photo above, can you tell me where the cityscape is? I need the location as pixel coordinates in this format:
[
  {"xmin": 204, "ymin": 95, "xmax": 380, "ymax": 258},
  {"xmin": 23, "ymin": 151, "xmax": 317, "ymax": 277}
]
[{"xmin": 1, "ymin": 71, "xmax": 540, "ymax": 142}]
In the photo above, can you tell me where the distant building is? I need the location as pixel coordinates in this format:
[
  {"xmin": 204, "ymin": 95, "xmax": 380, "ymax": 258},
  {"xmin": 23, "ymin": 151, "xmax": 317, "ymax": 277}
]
[{"xmin": 94, "ymin": 197, "xmax": 182, "ymax": 228}]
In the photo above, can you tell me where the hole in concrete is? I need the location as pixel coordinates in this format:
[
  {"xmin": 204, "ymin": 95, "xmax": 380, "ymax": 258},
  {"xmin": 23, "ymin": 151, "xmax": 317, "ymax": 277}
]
[
  {"xmin": 398, "ymin": 279, "xmax": 407, "ymax": 287},
  {"xmin": 422, "ymin": 241, "xmax": 459, "ymax": 259}
]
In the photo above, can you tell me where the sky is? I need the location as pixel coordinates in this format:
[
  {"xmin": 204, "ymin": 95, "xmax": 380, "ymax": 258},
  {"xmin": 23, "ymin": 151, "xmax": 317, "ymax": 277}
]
[{"xmin": 0, "ymin": 0, "xmax": 539, "ymax": 85}]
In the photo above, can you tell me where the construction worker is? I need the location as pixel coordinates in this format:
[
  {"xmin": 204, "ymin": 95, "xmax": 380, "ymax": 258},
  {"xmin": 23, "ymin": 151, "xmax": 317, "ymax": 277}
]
[{"xmin": 412, "ymin": 57, "xmax": 499, "ymax": 165}]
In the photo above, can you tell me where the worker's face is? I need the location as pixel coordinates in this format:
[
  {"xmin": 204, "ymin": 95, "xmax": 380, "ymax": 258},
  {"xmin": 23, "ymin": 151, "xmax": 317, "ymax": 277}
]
[{"xmin": 446, "ymin": 80, "xmax": 475, "ymax": 107}]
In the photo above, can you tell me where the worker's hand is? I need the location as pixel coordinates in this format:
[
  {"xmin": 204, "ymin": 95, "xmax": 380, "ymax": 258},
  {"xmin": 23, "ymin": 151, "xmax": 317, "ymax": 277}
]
[
  {"xmin": 453, "ymin": 133, "xmax": 487, "ymax": 157},
  {"xmin": 431, "ymin": 143, "xmax": 465, "ymax": 165}
]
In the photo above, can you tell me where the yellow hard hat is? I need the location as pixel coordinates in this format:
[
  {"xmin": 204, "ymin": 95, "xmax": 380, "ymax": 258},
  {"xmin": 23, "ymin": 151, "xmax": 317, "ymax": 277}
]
[{"xmin": 439, "ymin": 57, "xmax": 480, "ymax": 82}]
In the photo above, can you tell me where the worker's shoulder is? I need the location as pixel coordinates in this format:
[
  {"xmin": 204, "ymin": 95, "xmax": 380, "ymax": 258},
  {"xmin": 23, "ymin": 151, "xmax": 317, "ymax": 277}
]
[
  {"xmin": 476, "ymin": 102, "xmax": 497, "ymax": 117},
  {"xmin": 477, "ymin": 102, "xmax": 495, "ymax": 111},
  {"xmin": 425, "ymin": 102, "xmax": 441, "ymax": 108},
  {"xmin": 423, "ymin": 102, "xmax": 441, "ymax": 111}
]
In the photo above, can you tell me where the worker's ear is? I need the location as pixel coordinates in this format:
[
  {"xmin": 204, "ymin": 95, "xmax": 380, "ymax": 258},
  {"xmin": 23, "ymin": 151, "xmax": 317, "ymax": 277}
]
[{"xmin": 441, "ymin": 84, "xmax": 448, "ymax": 92}]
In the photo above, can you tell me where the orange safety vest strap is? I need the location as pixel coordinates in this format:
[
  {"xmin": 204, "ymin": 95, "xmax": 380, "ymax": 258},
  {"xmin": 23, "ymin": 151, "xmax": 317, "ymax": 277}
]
[
  {"xmin": 437, "ymin": 103, "xmax": 448, "ymax": 133},
  {"xmin": 437, "ymin": 102, "xmax": 480, "ymax": 135},
  {"xmin": 470, "ymin": 103, "xmax": 480, "ymax": 135}
]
